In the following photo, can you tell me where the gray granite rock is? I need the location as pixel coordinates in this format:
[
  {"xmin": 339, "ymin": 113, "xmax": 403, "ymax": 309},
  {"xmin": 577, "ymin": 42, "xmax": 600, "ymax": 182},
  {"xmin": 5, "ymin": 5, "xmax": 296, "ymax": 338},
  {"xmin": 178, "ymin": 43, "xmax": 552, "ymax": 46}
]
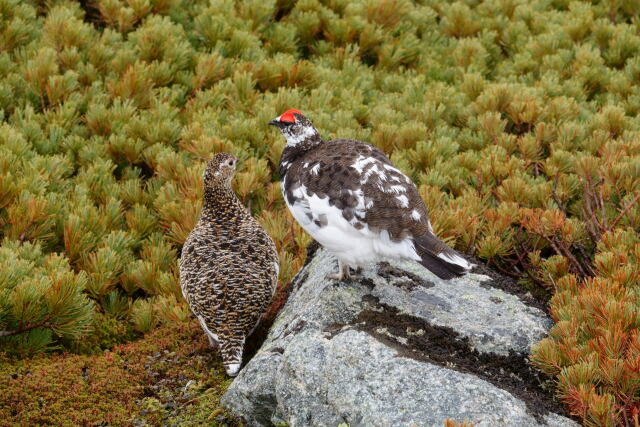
[{"xmin": 222, "ymin": 248, "xmax": 577, "ymax": 427}]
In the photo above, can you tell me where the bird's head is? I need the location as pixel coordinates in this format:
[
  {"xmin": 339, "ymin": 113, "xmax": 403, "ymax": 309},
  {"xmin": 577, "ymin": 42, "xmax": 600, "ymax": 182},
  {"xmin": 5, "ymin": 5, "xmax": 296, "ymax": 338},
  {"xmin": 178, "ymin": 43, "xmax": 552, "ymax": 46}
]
[
  {"xmin": 204, "ymin": 152, "xmax": 237, "ymax": 189},
  {"xmin": 269, "ymin": 109, "xmax": 320, "ymax": 147}
]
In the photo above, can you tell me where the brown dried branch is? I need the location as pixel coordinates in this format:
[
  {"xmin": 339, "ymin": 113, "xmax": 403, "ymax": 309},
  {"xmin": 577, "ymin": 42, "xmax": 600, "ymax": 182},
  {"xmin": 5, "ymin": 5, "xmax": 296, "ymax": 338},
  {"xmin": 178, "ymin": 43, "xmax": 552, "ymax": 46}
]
[
  {"xmin": 608, "ymin": 191, "xmax": 640, "ymax": 231},
  {"xmin": 549, "ymin": 237, "xmax": 590, "ymax": 279},
  {"xmin": 572, "ymin": 243, "xmax": 595, "ymax": 276},
  {"xmin": 513, "ymin": 229, "xmax": 548, "ymax": 288},
  {"xmin": 582, "ymin": 175, "xmax": 607, "ymax": 244},
  {"xmin": 487, "ymin": 257, "xmax": 519, "ymax": 277},
  {"xmin": 0, "ymin": 317, "xmax": 53, "ymax": 337}
]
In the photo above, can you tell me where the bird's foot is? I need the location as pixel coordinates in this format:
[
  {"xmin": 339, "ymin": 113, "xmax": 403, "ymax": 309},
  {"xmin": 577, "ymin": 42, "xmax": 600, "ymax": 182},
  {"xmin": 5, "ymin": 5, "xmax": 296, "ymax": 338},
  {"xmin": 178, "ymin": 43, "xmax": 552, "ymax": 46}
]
[{"xmin": 327, "ymin": 261, "xmax": 351, "ymax": 281}]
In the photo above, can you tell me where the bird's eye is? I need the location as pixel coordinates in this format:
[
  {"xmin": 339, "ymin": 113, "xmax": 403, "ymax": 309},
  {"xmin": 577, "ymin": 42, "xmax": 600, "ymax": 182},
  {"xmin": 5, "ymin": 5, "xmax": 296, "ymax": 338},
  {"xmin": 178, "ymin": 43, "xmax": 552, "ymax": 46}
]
[{"xmin": 227, "ymin": 159, "xmax": 235, "ymax": 167}]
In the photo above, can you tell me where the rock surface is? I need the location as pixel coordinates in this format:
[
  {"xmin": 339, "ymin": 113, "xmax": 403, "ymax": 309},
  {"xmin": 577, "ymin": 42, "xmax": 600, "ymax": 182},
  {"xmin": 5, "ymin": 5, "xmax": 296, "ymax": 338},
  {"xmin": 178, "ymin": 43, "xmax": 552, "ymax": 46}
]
[{"xmin": 222, "ymin": 248, "xmax": 577, "ymax": 427}]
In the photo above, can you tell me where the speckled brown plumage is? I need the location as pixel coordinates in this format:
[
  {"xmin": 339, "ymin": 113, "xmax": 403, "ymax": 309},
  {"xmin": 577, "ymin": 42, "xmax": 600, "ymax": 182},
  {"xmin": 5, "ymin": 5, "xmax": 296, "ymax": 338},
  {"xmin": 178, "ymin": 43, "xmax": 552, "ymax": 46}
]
[{"xmin": 179, "ymin": 153, "xmax": 279, "ymax": 377}]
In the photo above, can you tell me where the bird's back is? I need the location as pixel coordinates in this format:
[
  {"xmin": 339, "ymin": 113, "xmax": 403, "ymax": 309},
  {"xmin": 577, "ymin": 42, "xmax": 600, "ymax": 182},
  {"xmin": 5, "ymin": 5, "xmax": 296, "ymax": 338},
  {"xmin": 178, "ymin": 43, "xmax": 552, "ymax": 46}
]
[
  {"xmin": 180, "ymin": 210, "xmax": 278, "ymax": 336},
  {"xmin": 282, "ymin": 138, "xmax": 431, "ymax": 241}
]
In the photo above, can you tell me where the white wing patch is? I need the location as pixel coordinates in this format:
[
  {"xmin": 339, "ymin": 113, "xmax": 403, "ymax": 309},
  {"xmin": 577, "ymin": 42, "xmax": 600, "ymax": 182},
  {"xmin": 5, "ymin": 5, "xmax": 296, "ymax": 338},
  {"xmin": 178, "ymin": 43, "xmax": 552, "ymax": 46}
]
[
  {"xmin": 387, "ymin": 185, "xmax": 407, "ymax": 194},
  {"xmin": 273, "ymin": 259, "xmax": 280, "ymax": 288},
  {"xmin": 411, "ymin": 209, "xmax": 421, "ymax": 221},
  {"xmin": 352, "ymin": 155, "xmax": 376, "ymax": 173},
  {"xmin": 362, "ymin": 164, "xmax": 386, "ymax": 183},
  {"xmin": 354, "ymin": 159, "xmax": 413, "ymax": 193},
  {"xmin": 383, "ymin": 164, "xmax": 401, "ymax": 173},
  {"xmin": 310, "ymin": 163, "xmax": 321, "ymax": 175},
  {"xmin": 383, "ymin": 164, "xmax": 411, "ymax": 183},
  {"xmin": 396, "ymin": 195, "xmax": 409, "ymax": 208},
  {"xmin": 196, "ymin": 314, "xmax": 219, "ymax": 345}
]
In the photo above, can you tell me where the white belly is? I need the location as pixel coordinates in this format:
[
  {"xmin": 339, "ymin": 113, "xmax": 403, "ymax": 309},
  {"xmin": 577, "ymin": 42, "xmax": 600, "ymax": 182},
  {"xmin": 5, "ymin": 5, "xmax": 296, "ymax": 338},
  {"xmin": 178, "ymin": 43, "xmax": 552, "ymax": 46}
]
[{"xmin": 285, "ymin": 184, "xmax": 420, "ymax": 268}]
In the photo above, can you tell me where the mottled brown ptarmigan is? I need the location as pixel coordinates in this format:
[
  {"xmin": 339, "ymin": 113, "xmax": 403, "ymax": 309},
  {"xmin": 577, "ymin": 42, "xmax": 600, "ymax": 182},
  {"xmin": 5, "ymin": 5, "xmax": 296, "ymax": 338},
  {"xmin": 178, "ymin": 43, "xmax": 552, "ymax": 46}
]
[
  {"xmin": 269, "ymin": 109, "xmax": 471, "ymax": 281},
  {"xmin": 179, "ymin": 152, "xmax": 279, "ymax": 377}
]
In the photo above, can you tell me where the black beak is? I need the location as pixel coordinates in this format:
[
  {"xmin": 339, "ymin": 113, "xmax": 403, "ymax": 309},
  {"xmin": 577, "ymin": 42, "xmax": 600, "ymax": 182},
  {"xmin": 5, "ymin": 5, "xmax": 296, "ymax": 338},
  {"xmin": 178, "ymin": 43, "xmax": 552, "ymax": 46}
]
[{"xmin": 268, "ymin": 119, "xmax": 280, "ymax": 127}]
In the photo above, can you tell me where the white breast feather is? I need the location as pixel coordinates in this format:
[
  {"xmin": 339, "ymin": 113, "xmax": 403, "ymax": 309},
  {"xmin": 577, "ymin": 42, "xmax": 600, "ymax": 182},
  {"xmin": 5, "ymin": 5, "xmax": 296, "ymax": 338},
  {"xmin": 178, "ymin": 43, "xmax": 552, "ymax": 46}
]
[{"xmin": 284, "ymin": 181, "xmax": 420, "ymax": 268}]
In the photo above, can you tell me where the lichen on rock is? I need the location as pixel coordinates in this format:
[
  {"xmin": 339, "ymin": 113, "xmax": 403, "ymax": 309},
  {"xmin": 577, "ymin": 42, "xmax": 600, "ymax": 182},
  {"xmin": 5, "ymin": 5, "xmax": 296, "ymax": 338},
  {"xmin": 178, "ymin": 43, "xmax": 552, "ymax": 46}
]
[{"xmin": 222, "ymin": 249, "xmax": 578, "ymax": 427}]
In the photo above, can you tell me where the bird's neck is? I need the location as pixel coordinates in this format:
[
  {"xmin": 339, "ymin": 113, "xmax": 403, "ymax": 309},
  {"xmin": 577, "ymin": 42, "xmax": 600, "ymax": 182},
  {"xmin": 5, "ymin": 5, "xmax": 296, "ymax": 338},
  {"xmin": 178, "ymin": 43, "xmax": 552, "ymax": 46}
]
[
  {"xmin": 283, "ymin": 124, "xmax": 321, "ymax": 147},
  {"xmin": 201, "ymin": 185, "xmax": 248, "ymax": 224},
  {"xmin": 280, "ymin": 136, "xmax": 324, "ymax": 177}
]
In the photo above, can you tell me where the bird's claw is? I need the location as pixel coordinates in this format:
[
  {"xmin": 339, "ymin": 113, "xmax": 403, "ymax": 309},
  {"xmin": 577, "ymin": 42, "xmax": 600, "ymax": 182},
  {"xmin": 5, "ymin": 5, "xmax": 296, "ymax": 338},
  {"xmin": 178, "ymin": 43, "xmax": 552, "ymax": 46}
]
[
  {"xmin": 328, "ymin": 262, "xmax": 351, "ymax": 281},
  {"xmin": 327, "ymin": 272, "xmax": 344, "ymax": 281}
]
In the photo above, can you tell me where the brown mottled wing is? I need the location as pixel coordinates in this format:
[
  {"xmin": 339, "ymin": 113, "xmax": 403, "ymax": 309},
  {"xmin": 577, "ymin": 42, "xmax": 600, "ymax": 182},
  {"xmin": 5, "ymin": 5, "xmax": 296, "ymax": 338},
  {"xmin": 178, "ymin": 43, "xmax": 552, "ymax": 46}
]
[
  {"xmin": 289, "ymin": 139, "xmax": 430, "ymax": 241},
  {"xmin": 179, "ymin": 220, "xmax": 278, "ymax": 337}
]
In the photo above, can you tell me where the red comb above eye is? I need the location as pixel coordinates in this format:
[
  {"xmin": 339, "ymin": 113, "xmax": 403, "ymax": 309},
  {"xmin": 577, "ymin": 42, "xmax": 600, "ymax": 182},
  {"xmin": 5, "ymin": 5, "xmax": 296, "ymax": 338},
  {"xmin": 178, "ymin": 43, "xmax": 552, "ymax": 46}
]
[{"xmin": 279, "ymin": 109, "xmax": 302, "ymax": 123}]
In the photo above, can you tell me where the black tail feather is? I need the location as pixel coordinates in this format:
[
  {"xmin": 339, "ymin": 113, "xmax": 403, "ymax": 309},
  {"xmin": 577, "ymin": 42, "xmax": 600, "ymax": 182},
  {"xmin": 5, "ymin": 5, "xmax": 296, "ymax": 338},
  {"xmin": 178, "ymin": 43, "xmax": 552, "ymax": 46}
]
[
  {"xmin": 417, "ymin": 251, "xmax": 460, "ymax": 279},
  {"xmin": 414, "ymin": 233, "xmax": 470, "ymax": 280}
]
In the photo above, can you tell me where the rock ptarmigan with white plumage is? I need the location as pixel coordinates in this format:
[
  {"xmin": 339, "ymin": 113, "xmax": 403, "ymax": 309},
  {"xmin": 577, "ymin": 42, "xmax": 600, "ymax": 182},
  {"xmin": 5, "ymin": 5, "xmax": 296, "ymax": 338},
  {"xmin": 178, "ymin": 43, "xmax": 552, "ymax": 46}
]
[{"xmin": 269, "ymin": 109, "xmax": 471, "ymax": 281}]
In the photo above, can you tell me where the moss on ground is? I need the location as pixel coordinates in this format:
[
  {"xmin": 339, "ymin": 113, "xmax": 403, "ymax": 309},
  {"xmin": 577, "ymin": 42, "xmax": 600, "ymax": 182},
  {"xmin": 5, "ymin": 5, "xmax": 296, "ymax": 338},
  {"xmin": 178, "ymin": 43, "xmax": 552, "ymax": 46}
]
[{"xmin": 0, "ymin": 320, "xmax": 240, "ymax": 426}]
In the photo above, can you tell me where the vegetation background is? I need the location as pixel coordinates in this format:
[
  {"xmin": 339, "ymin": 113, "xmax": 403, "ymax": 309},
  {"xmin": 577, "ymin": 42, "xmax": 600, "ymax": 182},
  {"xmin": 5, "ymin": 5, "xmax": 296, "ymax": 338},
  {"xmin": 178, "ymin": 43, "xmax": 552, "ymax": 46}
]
[{"xmin": 1, "ymin": 0, "xmax": 639, "ymax": 425}]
